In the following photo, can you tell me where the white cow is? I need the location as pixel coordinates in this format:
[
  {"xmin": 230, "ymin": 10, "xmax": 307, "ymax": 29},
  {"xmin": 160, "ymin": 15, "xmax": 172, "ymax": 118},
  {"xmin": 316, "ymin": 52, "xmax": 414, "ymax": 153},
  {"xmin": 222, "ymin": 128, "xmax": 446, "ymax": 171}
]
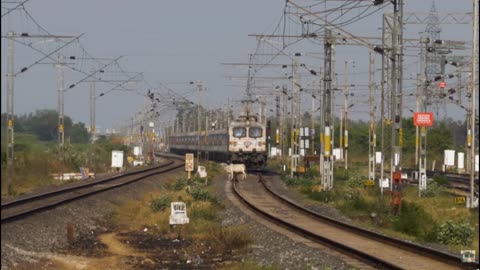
[{"xmin": 220, "ymin": 163, "xmax": 247, "ymax": 181}]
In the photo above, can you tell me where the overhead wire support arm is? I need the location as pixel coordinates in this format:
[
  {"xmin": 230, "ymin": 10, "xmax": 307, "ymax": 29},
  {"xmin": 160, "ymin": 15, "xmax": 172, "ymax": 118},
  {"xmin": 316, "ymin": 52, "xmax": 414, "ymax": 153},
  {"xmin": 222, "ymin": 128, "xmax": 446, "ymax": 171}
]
[
  {"xmin": 5, "ymin": 33, "xmax": 84, "ymax": 76},
  {"xmin": 286, "ymin": 0, "xmax": 380, "ymax": 51},
  {"xmin": 63, "ymin": 56, "xmax": 123, "ymax": 92},
  {"xmin": 100, "ymin": 72, "xmax": 144, "ymax": 97}
]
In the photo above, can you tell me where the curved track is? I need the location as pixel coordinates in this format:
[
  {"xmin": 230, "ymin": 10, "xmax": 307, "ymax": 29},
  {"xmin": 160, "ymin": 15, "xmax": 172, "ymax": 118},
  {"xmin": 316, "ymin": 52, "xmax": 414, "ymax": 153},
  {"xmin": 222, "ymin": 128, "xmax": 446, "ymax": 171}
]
[
  {"xmin": 1, "ymin": 153, "xmax": 184, "ymax": 223},
  {"xmin": 232, "ymin": 172, "xmax": 478, "ymax": 270},
  {"xmin": 383, "ymin": 169, "xmax": 478, "ymax": 196}
]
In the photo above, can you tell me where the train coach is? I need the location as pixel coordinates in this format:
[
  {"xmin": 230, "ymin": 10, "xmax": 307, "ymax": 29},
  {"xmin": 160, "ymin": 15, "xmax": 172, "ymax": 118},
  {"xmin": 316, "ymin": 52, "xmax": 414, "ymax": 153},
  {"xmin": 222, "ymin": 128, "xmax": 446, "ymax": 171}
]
[{"xmin": 169, "ymin": 114, "xmax": 267, "ymax": 167}]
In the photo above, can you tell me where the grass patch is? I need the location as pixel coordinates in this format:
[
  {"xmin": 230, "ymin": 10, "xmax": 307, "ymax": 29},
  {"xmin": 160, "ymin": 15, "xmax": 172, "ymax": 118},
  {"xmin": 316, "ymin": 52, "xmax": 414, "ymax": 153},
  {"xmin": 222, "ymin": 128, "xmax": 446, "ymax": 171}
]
[
  {"xmin": 109, "ymin": 161, "xmax": 254, "ymax": 260},
  {"xmin": 150, "ymin": 194, "xmax": 172, "ymax": 212},
  {"xmin": 294, "ymin": 160, "xmax": 479, "ymax": 255},
  {"xmin": 392, "ymin": 201, "xmax": 435, "ymax": 240},
  {"xmin": 206, "ymin": 224, "xmax": 253, "ymax": 252}
]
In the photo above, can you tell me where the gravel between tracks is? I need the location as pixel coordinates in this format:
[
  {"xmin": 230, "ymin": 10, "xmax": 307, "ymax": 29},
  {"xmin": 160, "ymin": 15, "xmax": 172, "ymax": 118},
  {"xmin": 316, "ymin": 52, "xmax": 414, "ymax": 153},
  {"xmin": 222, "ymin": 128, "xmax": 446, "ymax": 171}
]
[{"xmin": 2, "ymin": 163, "xmax": 356, "ymax": 270}]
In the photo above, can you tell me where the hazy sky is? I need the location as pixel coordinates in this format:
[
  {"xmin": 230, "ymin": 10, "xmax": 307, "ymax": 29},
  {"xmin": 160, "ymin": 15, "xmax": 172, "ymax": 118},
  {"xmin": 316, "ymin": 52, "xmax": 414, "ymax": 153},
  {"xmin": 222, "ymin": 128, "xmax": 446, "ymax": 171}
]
[{"xmin": 1, "ymin": 0, "xmax": 476, "ymax": 132}]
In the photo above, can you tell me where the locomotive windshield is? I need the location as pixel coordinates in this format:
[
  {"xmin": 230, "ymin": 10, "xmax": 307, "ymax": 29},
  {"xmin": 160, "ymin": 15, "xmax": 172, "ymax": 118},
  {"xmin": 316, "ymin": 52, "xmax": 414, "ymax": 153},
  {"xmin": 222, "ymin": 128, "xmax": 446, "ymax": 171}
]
[
  {"xmin": 233, "ymin": 127, "xmax": 246, "ymax": 138},
  {"xmin": 249, "ymin": 127, "xmax": 262, "ymax": 138}
]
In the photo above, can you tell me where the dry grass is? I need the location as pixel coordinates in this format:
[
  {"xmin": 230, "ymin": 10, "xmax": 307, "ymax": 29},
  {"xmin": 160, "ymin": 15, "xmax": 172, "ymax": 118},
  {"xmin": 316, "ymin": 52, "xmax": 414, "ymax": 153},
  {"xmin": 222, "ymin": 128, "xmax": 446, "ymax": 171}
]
[{"xmin": 109, "ymin": 161, "xmax": 256, "ymax": 259}]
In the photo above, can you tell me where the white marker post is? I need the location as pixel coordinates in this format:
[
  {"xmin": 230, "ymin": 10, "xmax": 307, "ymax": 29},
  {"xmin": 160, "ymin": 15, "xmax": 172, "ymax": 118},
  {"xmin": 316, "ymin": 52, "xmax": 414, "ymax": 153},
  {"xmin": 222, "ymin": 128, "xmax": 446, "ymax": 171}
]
[
  {"xmin": 185, "ymin": 153, "xmax": 194, "ymax": 179},
  {"xmin": 169, "ymin": 201, "xmax": 189, "ymax": 238}
]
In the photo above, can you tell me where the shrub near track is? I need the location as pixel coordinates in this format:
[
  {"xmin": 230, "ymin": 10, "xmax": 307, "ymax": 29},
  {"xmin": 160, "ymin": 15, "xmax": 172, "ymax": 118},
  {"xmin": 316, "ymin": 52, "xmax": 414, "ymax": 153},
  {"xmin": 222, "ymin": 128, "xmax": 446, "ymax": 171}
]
[
  {"xmin": 276, "ymin": 161, "xmax": 478, "ymax": 254},
  {"xmin": 109, "ymin": 162, "xmax": 261, "ymax": 268}
]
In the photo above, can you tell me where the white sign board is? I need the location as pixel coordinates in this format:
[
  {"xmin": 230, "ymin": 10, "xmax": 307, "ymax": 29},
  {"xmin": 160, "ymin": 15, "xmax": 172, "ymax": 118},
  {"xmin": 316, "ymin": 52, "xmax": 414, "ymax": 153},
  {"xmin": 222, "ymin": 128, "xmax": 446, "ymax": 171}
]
[
  {"xmin": 444, "ymin": 150, "xmax": 455, "ymax": 166},
  {"xmin": 148, "ymin": 121, "xmax": 154, "ymax": 127},
  {"xmin": 197, "ymin": 165, "xmax": 207, "ymax": 178},
  {"xmin": 133, "ymin": 146, "xmax": 142, "ymax": 157},
  {"xmin": 381, "ymin": 178, "xmax": 390, "ymax": 188},
  {"xmin": 185, "ymin": 153, "xmax": 194, "ymax": 172},
  {"xmin": 375, "ymin": 152, "xmax": 382, "ymax": 164},
  {"xmin": 333, "ymin": 148, "xmax": 343, "ymax": 161},
  {"xmin": 457, "ymin": 152, "xmax": 465, "ymax": 169},
  {"xmin": 169, "ymin": 202, "xmax": 189, "ymax": 225},
  {"xmin": 111, "ymin": 150, "xmax": 124, "ymax": 168},
  {"xmin": 133, "ymin": 160, "xmax": 144, "ymax": 166},
  {"xmin": 300, "ymin": 127, "xmax": 309, "ymax": 137},
  {"xmin": 270, "ymin": 147, "xmax": 278, "ymax": 157}
]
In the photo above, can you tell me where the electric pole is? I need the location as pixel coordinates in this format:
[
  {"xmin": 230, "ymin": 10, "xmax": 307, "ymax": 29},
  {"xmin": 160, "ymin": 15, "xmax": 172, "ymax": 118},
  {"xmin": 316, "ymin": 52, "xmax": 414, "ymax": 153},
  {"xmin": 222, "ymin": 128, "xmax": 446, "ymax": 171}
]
[
  {"xmin": 89, "ymin": 67, "xmax": 96, "ymax": 175},
  {"xmin": 380, "ymin": 13, "xmax": 391, "ymax": 195},
  {"xmin": 368, "ymin": 51, "xmax": 376, "ymax": 184},
  {"xmin": 469, "ymin": 0, "xmax": 477, "ymax": 208},
  {"xmin": 6, "ymin": 31, "xmax": 15, "ymax": 196},
  {"xmin": 322, "ymin": 29, "xmax": 335, "ymax": 190},
  {"xmin": 56, "ymin": 54, "xmax": 65, "ymax": 181},
  {"xmin": 290, "ymin": 56, "xmax": 299, "ymax": 177},
  {"xmin": 343, "ymin": 61, "xmax": 349, "ymax": 170},
  {"xmin": 390, "ymin": 0, "xmax": 404, "ymax": 185},
  {"xmin": 418, "ymin": 37, "xmax": 430, "ymax": 196},
  {"xmin": 282, "ymin": 85, "xmax": 288, "ymax": 157}
]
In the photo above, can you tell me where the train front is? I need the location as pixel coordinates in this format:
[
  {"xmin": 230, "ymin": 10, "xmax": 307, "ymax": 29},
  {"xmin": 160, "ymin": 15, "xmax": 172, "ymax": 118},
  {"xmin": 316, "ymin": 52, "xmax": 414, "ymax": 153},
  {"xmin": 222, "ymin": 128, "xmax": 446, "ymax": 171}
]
[{"xmin": 228, "ymin": 118, "xmax": 267, "ymax": 167}]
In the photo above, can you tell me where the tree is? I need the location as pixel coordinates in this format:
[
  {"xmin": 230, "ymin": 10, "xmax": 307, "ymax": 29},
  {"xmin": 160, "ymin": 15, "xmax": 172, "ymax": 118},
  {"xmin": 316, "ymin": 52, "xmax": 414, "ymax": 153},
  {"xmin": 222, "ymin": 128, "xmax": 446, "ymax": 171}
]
[{"xmin": 70, "ymin": 122, "xmax": 89, "ymax": 144}]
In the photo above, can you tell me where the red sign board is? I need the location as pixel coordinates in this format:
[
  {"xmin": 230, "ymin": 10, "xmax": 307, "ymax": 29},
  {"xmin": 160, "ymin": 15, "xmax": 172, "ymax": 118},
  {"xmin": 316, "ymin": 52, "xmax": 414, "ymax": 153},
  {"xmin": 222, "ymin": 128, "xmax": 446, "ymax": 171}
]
[
  {"xmin": 438, "ymin": 81, "xmax": 446, "ymax": 88},
  {"xmin": 413, "ymin": 112, "xmax": 434, "ymax": 126}
]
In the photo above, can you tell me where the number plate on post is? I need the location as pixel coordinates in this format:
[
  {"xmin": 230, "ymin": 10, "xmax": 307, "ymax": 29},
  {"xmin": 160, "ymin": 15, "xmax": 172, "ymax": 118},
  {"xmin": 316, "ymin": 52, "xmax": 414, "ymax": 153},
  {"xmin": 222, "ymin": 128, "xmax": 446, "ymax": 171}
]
[
  {"xmin": 454, "ymin": 196, "xmax": 466, "ymax": 204},
  {"xmin": 364, "ymin": 180, "xmax": 375, "ymax": 186}
]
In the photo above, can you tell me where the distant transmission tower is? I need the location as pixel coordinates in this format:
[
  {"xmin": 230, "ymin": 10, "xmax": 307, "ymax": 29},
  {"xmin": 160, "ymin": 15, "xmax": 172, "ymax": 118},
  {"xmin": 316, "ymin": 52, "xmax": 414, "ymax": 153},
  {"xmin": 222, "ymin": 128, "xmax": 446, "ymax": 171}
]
[
  {"xmin": 425, "ymin": 1, "xmax": 442, "ymax": 77},
  {"xmin": 424, "ymin": 1, "xmax": 446, "ymax": 117}
]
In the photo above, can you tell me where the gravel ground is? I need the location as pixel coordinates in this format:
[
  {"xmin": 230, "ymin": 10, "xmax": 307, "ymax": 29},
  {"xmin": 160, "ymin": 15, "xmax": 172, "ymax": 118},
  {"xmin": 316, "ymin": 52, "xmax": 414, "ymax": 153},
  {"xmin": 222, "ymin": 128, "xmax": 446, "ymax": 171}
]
[
  {"xmin": 1, "ymin": 161, "xmax": 179, "ymax": 269},
  {"xmin": 2, "ymin": 160, "xmax": 398, "ymax": 270}
]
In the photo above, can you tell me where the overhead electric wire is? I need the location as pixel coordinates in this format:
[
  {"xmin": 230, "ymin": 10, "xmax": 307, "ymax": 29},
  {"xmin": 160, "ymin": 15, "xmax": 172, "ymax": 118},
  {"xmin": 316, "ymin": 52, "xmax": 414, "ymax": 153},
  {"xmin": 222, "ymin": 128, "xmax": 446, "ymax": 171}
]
[{"xmin": 1, "ymin": 0, "xmax": 31, "ymax": 17}]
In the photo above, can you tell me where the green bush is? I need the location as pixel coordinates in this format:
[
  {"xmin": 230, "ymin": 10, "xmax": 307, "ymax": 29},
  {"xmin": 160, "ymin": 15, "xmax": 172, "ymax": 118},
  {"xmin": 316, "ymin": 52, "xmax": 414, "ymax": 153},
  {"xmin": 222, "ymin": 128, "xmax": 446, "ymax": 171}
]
[
  {"xmin": 346, "ymin": 176, "xmax": 364, "ymax": 189},
  {"xmin": 393, "ymin": 201, "xmax": 434, "ymax": 239},
  {"xmin": 344, "ymin": 191, "xmax": 370, "ymax": 210},
  {"xmin": 281, "ymin": 175, "xmax": 313, "ymax": 186},
  {"xmin": 334, "ymin": 167, "xmax": 349, "ymax": 180},
  {"xmin": 174, "ymin": 178, "xmax": 189, "ymax": 190},
  {"xmin": 307, "ymin": 190, "xmax": 334, "ymax": 203},
  {"xmin": 421, "ymin": 181, "xmax": 444, "ymax": 197},
  {"xmin": 150, "ymin": 195, "xmax": 171, "ymax": 212},
  {"xmin": 435, "ymin": 221, "xmax": 474, "ymax": 245},
  {"xmin": 188, "ymin": 185, "xmax": 210, "ymax": 201}
]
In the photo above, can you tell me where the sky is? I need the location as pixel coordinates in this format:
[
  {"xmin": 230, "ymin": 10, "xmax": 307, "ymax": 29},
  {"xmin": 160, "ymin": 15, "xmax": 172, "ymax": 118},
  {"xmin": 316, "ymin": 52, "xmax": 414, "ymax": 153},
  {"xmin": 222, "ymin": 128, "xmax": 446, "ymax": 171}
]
[{"xmin": 1, "ymin": 0, "xmax": 477, "ymax": 133}]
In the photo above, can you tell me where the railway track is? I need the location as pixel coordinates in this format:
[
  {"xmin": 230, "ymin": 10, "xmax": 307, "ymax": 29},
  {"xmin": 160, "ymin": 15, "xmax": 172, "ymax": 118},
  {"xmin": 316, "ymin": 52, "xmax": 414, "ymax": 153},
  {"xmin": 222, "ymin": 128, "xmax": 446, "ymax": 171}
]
[
  {"xmin": 232, "ymin": 171, "xmax": 478, "ymax": 270},
  {"xmin": 380, "ymin": 169, "xmax": 479, "ymax": 196},
  {"xmin": 1, "ymin": 154, "xmax": 184, "ymax": 223}
]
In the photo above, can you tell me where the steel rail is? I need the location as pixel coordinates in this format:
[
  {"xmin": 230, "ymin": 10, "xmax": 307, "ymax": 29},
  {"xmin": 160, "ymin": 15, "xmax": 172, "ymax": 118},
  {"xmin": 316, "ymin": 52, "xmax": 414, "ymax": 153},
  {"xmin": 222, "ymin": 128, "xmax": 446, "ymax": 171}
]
[
  {"xmin": 232, "ymin": 171, "xmax": 478, "ymax": 269},
  {"xmin": 1, "ymin": 153, "xmax": 184, "ymax": 223}
]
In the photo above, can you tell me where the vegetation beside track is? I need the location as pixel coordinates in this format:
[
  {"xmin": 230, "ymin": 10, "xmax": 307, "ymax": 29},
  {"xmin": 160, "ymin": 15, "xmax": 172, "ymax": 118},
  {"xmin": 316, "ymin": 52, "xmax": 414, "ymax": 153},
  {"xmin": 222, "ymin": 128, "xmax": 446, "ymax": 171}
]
[
  {"xmin": 108, "ymin": 161, "xmax": 273, "ymax": 270},
  {"xmin": 268, "ymin": 157, "xmax": 478, "ymax": 257},
  {"xmin": 1, "ymin": 131, "xmax": 129, "ymax": 197}
]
